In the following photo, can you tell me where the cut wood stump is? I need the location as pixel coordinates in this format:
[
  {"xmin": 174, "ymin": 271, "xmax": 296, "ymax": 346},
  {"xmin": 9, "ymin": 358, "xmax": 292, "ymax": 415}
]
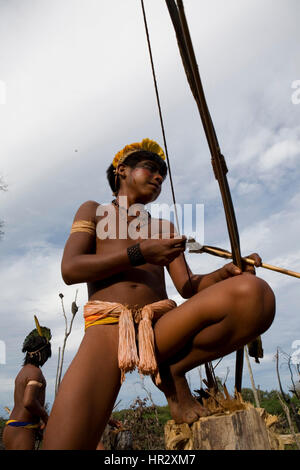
[
  {"xmin": 165, "ymin": 406, "xmax": 282, "ymax": 450},
  {"xmin": 164, "ymin": 387, "xmax": 285, "ymax": 450}
]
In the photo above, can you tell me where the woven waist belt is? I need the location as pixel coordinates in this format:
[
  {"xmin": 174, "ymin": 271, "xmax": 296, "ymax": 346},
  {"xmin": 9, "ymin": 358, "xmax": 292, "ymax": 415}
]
[
  {"xmin": 83, "ymin": 299, "xmax": 176, "ymax": 384},
  {"xmin": 6, "ymin": 419, "xmax": 40, "ymax": 429}
]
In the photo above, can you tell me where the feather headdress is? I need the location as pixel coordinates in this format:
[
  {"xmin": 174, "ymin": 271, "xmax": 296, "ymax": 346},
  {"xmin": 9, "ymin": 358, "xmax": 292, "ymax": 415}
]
[
  {"xmin": 22, "ymin": 316, "xmax": 52, "ymax": 353},
  {"xmin": 112, "ymin": 138, "xmax": 165, "ymax": 168}
]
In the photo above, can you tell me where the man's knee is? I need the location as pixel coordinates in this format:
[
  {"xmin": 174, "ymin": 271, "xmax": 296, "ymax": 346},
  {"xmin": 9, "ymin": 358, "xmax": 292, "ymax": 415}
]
[
  {"xmin": 260, "ymin": 278, "xmax": 276, "ymax": 332},
  {"xmin": 233, "ymin": 273, "xmax": 268, "ymax": 299},
  {"xmin": 233, "ymin": 274, "xmax": 275, "ymax": 320}
]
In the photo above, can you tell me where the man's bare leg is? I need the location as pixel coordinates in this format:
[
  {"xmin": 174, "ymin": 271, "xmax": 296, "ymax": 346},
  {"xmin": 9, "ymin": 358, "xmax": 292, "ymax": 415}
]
[
  {"xmin": 154, "ymin": 274, "xmax": 275, "ymax": 424},
  {"xmin": 42, "ymin": 325, "xmax": 121, "ymax": 450}
]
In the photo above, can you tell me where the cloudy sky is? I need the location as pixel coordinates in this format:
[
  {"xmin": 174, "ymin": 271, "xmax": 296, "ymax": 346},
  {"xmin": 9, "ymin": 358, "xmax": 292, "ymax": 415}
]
[{"xmin": 0, "ymin": 0, "xmax": 299, "ymax": 416}]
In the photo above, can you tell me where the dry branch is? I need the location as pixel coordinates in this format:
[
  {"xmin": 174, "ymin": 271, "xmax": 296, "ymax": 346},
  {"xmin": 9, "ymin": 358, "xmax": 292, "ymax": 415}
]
[
  {"xmin": 55, "ymin": 290, "xmax": 79, "ymax": 395},
  {"xmin": 277, "ymin": 393, "xmax": 300, "ymax": 450}
]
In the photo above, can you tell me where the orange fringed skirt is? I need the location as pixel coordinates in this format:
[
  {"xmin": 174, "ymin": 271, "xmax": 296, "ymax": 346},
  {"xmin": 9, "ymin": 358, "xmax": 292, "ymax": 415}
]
[{"xmin": 83, "ymin": 299, "xmax": 176, "ymax": 384}]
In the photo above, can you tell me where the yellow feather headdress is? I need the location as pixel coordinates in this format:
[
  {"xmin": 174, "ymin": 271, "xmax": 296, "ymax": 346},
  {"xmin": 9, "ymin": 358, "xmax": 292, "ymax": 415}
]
[
  {"xmin": 33, "ymin": 315, "xmax": 51, "ymax": 342},
  {"xmin": 112, "ymin": 138, "xmax": 166, "ymax": 168},
  {"xmin": 22, "ymin": 316, "xmax": 52, "ymax": 355},
  {"xmin": 34, "ymin": 315, "xmax": 43, "ymax": 337}
]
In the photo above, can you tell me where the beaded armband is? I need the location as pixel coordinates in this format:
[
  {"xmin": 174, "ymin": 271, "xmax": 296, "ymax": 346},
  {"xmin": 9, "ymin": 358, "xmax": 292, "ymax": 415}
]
[
  {"xmin": 127, "ymin": 243, "xmax": 146, "ymax": 266},
  {"xmin": 70, "ymin": 220, "xmax": 96, "ymax": 235}
]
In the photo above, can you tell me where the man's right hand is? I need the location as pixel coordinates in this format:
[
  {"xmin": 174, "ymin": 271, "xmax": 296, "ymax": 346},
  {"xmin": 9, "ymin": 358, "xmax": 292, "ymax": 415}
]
[{"xmin": 140, "ymin": 235, "xmax": 187, "ymax": 266}]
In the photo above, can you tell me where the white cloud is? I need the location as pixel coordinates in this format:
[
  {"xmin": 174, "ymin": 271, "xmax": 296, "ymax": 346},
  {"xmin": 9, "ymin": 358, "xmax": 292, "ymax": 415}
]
[
  {"xmin": 0, "ymin": 377, "xmax": 14, "ymax": 394},
  {"xmin": 1, "ymin": 0, "xmax": 300, "ymax": 414},
  {"xmin": 259, "ymin": 140, "xmax": 300, "ymax": 171}
]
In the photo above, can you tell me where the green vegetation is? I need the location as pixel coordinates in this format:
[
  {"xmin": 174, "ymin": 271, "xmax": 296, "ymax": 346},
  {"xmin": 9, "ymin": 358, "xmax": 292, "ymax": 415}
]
[
  {"xmin": 241, "ymin": 387, "xmax": 300, "ymax": 421},
  {"xmin": 108, "ymin": 397, "xmax": 171, "ymax": 450}
]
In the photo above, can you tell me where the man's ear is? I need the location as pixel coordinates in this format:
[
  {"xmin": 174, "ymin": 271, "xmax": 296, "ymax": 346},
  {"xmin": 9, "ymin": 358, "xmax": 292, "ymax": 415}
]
[{"xmin": 117, "ymin": 163, "xmax": 128, "ymax": 179}]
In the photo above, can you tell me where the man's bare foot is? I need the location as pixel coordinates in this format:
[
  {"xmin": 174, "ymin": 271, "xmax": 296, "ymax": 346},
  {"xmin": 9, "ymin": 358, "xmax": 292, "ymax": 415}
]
[{"xmin": 157, "ymin": 370, "xmax": 210, "ymax": 424}]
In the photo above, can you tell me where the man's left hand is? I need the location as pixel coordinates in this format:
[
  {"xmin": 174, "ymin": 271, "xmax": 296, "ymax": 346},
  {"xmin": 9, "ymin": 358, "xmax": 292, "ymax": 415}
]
[
  {"xmin": 220, "ymin": 253, "xmax": 262, "ymax": 279},
  {"xmin": 242, "ymin": 252, "xmax": 262, "ymax": 274}
]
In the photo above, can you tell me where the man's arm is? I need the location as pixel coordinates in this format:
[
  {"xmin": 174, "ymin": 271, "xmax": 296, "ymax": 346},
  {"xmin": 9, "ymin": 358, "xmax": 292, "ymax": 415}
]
[
  {"xmin": 167, "ymin": 253, "xmax": 226, "ymax": 298},
  {"xmin": 61, "ymin": 200, "xmax": 134, "ymax": 285},
  {"xmin": 168, "ymin": 251, "xmax": 261, "ymax": 299},
  {"xmin": 23, "ymin": 381, "xmax": 48, "ymax": 424},
  {"xmin": 62, "ymin": 201, "xmax": 187, "ymax": 285},
  {"xmin": 163, "ymin": 220, "xmax": 224, "ymax": 297},
  {"xmin": 167, "ymin": 218, "xmax": 261, "ymax": 297}
]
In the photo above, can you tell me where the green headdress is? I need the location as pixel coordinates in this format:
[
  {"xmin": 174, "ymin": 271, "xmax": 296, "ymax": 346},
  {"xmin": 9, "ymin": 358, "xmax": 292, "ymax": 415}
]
[{"xmin": 22, "ymin": 316, "xmax": 52, "ymax": 362}]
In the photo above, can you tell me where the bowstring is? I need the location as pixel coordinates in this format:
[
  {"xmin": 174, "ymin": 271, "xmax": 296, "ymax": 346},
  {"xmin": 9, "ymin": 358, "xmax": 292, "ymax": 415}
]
[{"xmin": 140, "ymin": 0, "xmax": 194, "ymax": 294}]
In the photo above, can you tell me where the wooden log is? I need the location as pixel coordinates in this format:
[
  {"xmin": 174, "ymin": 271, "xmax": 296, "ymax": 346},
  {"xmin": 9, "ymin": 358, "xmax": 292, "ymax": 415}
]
[
  {"xmin": 165, "ymin": 408, "xmax": 277, "ymax": 450},
  {"xmin": 279, "ymin": 433, "xmax": 300, "ymax": 445}
]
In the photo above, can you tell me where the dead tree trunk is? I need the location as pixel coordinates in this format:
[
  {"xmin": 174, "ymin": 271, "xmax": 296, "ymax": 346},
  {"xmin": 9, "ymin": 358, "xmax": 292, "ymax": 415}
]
[{"xmin": 165, "ymin": 408, "xmax": 273, "ymax": 450}]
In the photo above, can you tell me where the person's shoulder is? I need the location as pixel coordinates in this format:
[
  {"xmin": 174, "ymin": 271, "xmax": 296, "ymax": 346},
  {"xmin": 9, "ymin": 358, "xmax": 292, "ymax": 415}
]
[
  {"xmin": 77, "ymin": 200, "xmax": 100, "ymax": 212},
  {"xmin": 74, "ymin": 200, "xmax": 100, "ymax": 222},
  {"xmin": 28, "ymin": 367, "xmax": 45, "ymax": 385},
  {"xmin": 18, "ymin": 365, "xmax": 44, "ymax": 385}
]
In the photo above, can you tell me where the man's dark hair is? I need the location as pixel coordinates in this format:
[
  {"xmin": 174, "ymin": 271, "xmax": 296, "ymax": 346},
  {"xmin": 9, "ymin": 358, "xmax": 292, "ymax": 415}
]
[
  {"xmin": 22, "ymin": 328, "xmax": 52, "ymax": 367},
  {"xmin": 106, "ymin": 150, "xmax": 168, "ymax": 195}
]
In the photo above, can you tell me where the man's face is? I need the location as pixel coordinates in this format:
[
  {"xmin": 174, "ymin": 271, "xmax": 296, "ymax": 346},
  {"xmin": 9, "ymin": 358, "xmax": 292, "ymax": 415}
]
[{"xmin": 122, "ymin": 159, "xmax": 165, "ymax": 202}]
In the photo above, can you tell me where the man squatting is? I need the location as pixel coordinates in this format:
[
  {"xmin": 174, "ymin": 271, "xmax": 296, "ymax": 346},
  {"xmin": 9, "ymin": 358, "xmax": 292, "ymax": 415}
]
[{"xmin": 42, "ymin": 139, "xmax": 275, "ymax": 450}]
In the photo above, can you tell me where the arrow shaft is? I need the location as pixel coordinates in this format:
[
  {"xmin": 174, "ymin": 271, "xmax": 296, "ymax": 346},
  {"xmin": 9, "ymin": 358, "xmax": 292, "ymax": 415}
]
[{"xmin": 201, "ymin": 246, "xmax": 300, "ymax": 279}]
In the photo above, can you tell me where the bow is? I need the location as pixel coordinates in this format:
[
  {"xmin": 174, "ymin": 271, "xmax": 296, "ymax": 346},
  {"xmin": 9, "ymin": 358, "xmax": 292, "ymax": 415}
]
[{"xmin": 164, "ymin": 0, "xmax": 245, "ymax": 391}]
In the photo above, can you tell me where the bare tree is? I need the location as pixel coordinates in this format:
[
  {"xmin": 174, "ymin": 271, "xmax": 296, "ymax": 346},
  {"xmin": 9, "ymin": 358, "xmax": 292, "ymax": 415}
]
[
  {"xmin": 275, "ymin": 348, "xmax": 300, "ymax": 432},
  {"xmin": 277, "ymin": 393, "xmax": 300, "ymax": 450}
]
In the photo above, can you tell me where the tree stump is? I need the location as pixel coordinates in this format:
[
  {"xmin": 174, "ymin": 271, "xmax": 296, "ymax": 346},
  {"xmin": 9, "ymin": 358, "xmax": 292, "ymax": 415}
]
[{"xmin": 165, "ymin": 407, "xmax": 276, "ymax": 450}]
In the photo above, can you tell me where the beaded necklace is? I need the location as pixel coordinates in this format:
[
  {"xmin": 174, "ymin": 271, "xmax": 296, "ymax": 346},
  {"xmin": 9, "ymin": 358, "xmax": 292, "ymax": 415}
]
[{"xmin": 111, "ymin": 199, "xmax": 151, "ymax": 228}]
